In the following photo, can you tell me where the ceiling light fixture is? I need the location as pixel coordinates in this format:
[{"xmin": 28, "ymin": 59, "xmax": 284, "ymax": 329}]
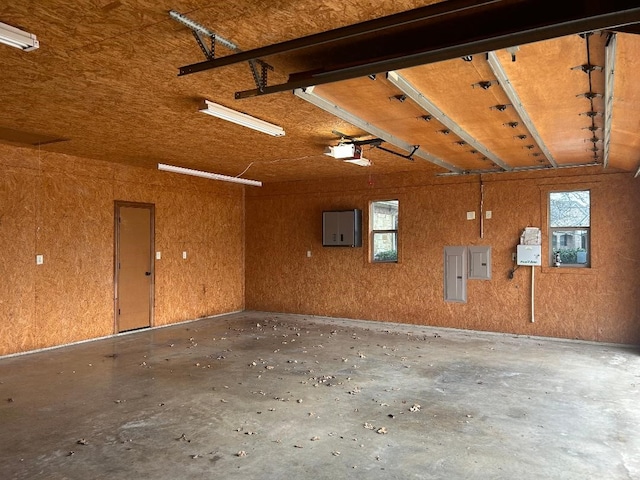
[
  {"xmin": 199, "ymin": 99, "xmax": 285, "ymax": 137},
  {"xmin": 0, "ymin": 22, "xmax": 39, "ymax": 51},
  {"xmin": 158, "ymin": 163, "xmax": 262, "ymax": 187}
]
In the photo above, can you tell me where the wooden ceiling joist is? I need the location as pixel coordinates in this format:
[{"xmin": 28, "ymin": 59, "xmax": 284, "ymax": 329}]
[
  {"xmin": 387, "ymin": 70, "xmax": 511, "ymax": 172},
  {"xmin": 294, "ymin": 87, "xmax": 461, "ymax": 173},
  {"xmin": 486, "ymin": 51, "xmax": 558, "ymax": 168}
]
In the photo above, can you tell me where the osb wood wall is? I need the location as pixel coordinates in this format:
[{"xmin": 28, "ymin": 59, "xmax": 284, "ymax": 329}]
[
  {"xmin": 245, "ymin": 167, "xmax": 640, "ymax": 344},
  {"xmin": 0, "ymin": 144, "xmax": 244, "ymax": 356}
]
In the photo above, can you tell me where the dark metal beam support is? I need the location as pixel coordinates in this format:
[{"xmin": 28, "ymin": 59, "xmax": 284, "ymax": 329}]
[
  {"xmin": 179, "ymin": 0, "xmax": 499, "ymax": 75},
  {"xmin": 219, "ymin": 1, "xmax": 640, "ymax": 98}
]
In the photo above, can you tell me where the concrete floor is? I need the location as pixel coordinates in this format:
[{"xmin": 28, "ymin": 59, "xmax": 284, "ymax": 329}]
[{"xmin": 1, "ymin": 311, "xmax": 639, "ymax": 479}]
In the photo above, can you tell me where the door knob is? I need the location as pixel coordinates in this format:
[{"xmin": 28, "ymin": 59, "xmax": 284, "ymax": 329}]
[{"xmin": 145, "ymin": 271, "xmax": 151, "ymax": 276}]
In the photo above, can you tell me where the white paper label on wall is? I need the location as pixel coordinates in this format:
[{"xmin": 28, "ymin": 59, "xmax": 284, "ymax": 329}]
[{"xmin": 520, "ymin": 227, "xmax": 541, "ymax": 246}]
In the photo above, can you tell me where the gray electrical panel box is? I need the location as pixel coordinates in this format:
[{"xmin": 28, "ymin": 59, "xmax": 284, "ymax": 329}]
[
  {"xmin": 468, "ymin": 246, "xmax": 491, "ymax": 280},
  {"xmin": 444, "ymin": 246, "xmax": 467, "ymax": 303},
  {"xmin": 322, "ymin": 209, "xmax": 362, "ymax": 247}
]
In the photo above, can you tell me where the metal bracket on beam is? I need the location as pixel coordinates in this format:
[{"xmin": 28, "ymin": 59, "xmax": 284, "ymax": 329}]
[
  {"xmin": 249, "ymin": 59, "xmax": 274, "ymax": 93},
  {"xmin": 294, "ymin": 87, "xmax": 461, "ymax": 173},
  {"xmin": 170, "ymin": 10, "xmax": 239, "ymax": 52},
  {"xmin": 170, "ymin": 10, "xmax": 274, "ymax": 92},
  {"xmin": 192, "ymin": 30, "xmax": 215, "ymax": 60},
  {"xmin": 387, "ymin": 70, "xmax": 511, "ymax": 171},
  {"xmin": 486, "ymin": 51, "xmax": 558, "ymax": 168}
]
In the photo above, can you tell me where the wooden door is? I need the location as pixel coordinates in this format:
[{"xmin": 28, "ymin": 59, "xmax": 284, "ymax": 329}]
[{"xmin": 115, "ymin": 202, "xmax": 154, "ymax": 332}]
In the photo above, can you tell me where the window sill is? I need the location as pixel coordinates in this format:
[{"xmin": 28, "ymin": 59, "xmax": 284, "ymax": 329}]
[{"xmin": 540, "ymin": 266, "xmax": 593, "ymax": 275}]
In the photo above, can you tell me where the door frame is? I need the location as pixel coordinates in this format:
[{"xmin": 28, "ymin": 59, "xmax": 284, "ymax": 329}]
[{"xmin": 114, "ymin": 201, "xmax": 155, "ymax": 333}]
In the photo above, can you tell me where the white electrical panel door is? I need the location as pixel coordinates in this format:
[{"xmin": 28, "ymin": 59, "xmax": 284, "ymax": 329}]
[
  {"xmin": 468, "ymin": 246, "xmax": 491, "ymax": 280},
  {"xmin": 517, "ymin": 245, "xmax": 542, "ymax": 266},
  {"xmin": 444, "ymin": 246, "xmax": 467, "ymax": 303}
]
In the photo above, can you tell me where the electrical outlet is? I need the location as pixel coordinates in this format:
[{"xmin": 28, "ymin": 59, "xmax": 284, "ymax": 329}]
[
  {"xmin": 466, "ymin": 211, "xmax": 476, "ymax": 220},
  {"xmin": 156, "ymin": 251, "xmax": 161, "ymax": 260},
  {"xmin": 306, "ymin": 250, "xmax": 312, "ymax": 258},
  {"xmin": 486, "ymin": 210, "xmax": 492, "ymax": 219},
  {"xmin": 182, "ymin": 251, "xmax": 187, "ymax": 260},
  {"xmin": 36, "ymin": 254, "xmax": 44, "ymax": 265}
]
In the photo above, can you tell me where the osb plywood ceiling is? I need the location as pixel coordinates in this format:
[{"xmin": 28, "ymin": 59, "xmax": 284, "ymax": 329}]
[{"xmin": 1, "ymin": 0, "xmax": 640, "ymax": 183}]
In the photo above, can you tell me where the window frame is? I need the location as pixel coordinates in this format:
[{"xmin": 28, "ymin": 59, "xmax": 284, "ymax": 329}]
[
  {"xmin": 548, "ymin": 190, "xmax": 591, "ymax": 268},
  {"xmin": 370, "ymin": 199, "xmax": 399, "ymax": 263}
]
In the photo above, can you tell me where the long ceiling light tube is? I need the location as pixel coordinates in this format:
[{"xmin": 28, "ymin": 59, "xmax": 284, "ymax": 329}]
[
  {"xmin": 603, "ymin": 33, "xmax": 616, "ymax": 169},
  {"xmin": 199, "ymin": 99, "xmax": 285, "ymax": 137},
  {"xmin": 158, "ymin": 163, "xmax": 262, "ymax": 187},
  {"xmin": 294, "ymin": 87, "xmax": 461, "ymax": 173},
  {"xmin": 486, "ymin": 51, "xmax": 558, "ymax": 168},
  {"xmin": 387, "ymin": 70, "xmax": 511, "ymax": 171},
  {"xmin": 0, "ymin": 22, "xmax": 39, "ymax": 51}
]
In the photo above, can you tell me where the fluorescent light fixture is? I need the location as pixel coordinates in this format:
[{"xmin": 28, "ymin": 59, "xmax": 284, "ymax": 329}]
[
  {"xmin": 158, "ymin": 163, "xmax": 262, "ymax": 187},
  {"xmin": 199, "ymin": 100, "xmax": 285, "ymax": 137},
  {"xmin": 0, "ymin": 22, "xmax": 39, "ymax": 51}
]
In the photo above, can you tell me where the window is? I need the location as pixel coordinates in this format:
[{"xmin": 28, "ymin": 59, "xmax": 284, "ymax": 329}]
[
  {"xmin": 549, "ymin": 190, "xmax": 590, "ymax": 267},
  {"xmin": 371, "ymin": 200, "xmax": 398, "ymax": 262}
]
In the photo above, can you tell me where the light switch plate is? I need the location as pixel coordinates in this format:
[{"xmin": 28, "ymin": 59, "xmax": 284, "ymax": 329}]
[
  {"xmin": 486, "ymin": 210, "xmax": 492, "ymax": 219},
  {"xmin": 36, "ymin": 254, "xmax": 44, "ymax": 265},
  {"xmin": 156, "ymin": 251, "xmax": 161, "ymax": 260},
  {"xmin": 466, "ymin": 211, "xmax": 476, "ymax": 220}
]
